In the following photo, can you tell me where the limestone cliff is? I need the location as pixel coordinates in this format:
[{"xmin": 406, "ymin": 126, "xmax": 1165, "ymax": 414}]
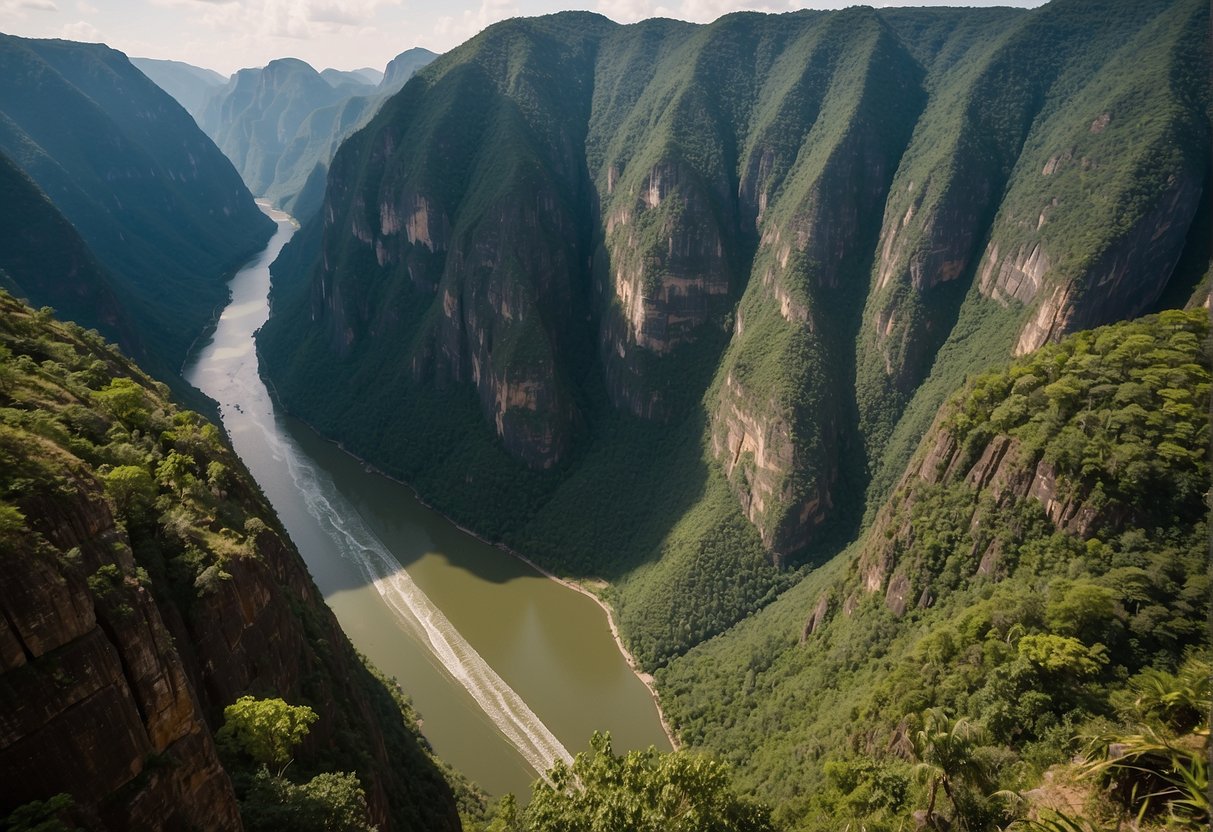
[
  {"xmin": 259, "ymin": 0, "xmax": 1211, "ymax": 668},
  {"xmin": 708, "ymin": 12, "xmax": 921, "ymax": 556}
]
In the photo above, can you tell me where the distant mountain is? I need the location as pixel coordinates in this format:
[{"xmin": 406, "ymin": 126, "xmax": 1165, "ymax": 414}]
[
  {"xmin": 320, "ymin": 66, "xmax": 377, "ymax": 92},
  {"xmin": 199, "ymin": 57, "xmax": 351, "ymax": 196},
  {"xmin": 351, "ymin": 66, "xmax": 384, "ymax": 85},
  {"xmin": 130, "ymin": 56, "xmax": 227, "ymax": 121},
  {"xmin": 0, "ymin": 34, "xmax": 273, "ymax": 375},
  {"xmin": 380, "ymin": 47, "xmax": 439, "ymax": 91},
  {"xmin": 198, "ymin": 49, "xmax": 438, "ymax": 219}
]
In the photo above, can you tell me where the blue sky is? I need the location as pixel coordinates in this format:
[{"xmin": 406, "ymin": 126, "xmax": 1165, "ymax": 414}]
[{"xmin": 1, "ymin": 0, "xmax": 1044, "ymax": 76}]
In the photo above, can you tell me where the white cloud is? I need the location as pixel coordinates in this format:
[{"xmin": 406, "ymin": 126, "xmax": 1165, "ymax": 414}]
[
  {"xmin": 152, "ymin": 0, "xmax": 403, "ymax": 42},
  {"xmin": 594, "ymin": 0, "xmax": 650, "ymax": 24},
  {"xmin": 76, "ymin": 0, "xmax": 98, "ymax": 12},
  {"xmin": 61, "ymin": 18, "xmax": 101, "ymax": 39},
  {"xmin": 435, "ymin": 0, "xmax": 518, "ymax": 45},
  {"xmin": 0, "ymin": 0, "xmax": 59, "ymax": 13}
]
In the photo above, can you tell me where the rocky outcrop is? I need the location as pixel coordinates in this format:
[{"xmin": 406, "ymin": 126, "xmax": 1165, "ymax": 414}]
[
  {"xmin": 597, "ymin": 157, "xmax": 734, "ymax": 419},
  {"xmin": 710, "ymin": 373, "xmax": 833, "ymax": 559},
  {"xmin": 1, "ymin": 478, "xmax": 242, "ymax": 831},
  {"xmin": 1006, "ymin": 173, "xmax": 1203, "ymax": 355},
  {"xmin": 602, "ymin": 160, "xmax": 731, "ymax": 354},
  {"xmin": 426, "ymin": 185, "xmax": 581, "ymax": 468},
  {"xmin": 856, "ymin": 414, "xmax": 1131, "ymax": 616}
]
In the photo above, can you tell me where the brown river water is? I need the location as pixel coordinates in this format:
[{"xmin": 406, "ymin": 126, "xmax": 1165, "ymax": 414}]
[{"xmin": 184, "ymin": 204, "xmax": 671, "ymax": 797}]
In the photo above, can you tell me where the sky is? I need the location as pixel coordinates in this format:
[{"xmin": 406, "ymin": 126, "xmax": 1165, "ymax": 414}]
[{"xmin": 0, "ymin": 0, "xmax": 1044, "ymax": 76}]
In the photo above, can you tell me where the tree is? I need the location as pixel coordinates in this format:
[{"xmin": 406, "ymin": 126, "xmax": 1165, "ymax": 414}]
[
  {"xmin": 242, "ymin": 769, "xmax": 375, "ymax": 832},
  {"xmin": 103, "ymin": 465, "xmax": 157, "ymax": 521},
  {"xmin": 155, "ymin": 450, "xmax": 196, "ymax": 495},
  {"xmin": 5, "ymin": 793, "xmax": 76, "ymax": 832},
  {"xmin": 912, "ymin": 709, "xmax": 989, "ymax": 832},
  {"xmin": 520, "ymin": 732, "xmax": 777, "ymax": 832},
  {"xmin": 92, "ymin": 378, "xmax": 148, "ymax": 427},
  {"xmin": 216, "ymin": 696, "xmax": 318, "ymax": 770}
]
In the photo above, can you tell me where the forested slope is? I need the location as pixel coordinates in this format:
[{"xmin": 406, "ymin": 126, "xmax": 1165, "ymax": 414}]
[
  {"xmin": 260, "ymin": 0, "xmax": 1210, "ymax": 670},
  {"xmin": 661, "ymin": 309, "xmax": 1210, "ymax": 830},
  {"xmin": 0, "ymin": 292, "xmax": 461, "ymax": 831}
]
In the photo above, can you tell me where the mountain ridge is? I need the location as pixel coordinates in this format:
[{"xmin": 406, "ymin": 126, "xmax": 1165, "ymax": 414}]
[
  {"xmin": 260, "ymin": 0, "xmax": 1209, "ymax": 670},
  {"xmin": 0, "ymin": 33, "xmax": 273, "ymax": 379}
]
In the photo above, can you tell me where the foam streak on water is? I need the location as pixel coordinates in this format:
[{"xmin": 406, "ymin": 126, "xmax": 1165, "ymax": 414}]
[
  {"xmin": 189, "ymin": 208, "xmax": 572, "ymax": 780},
  {"xmin": 269, "ymin": 423, "xmax": 573, "ymax": 777}
]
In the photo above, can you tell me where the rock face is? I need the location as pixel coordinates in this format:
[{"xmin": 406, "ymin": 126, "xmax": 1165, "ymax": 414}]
[
  {"xmin": 597, "ymin": 157, "xmax": 733, "ymax": 418},
  {"xmin": 848, "ymin": 308, "xmax": 1209, "ymax": 619},
  {"xmin": 260, "ymin": 0, "xmax": 1210, "ymax": 662},
  {"xmin": 1003, "ymin": 172, "xmax": 1203, "ymax": 355},
  {"xmin": 856, "ymin": 0, "xmax": 1209, "ymax": 490},
  {"xmin": 707, "ymin": 13, "xmax": 922, "ymax": 555},
  {"xmin": 0, "ymin": 296, "xmax": 460, "ymax": 831},
  {"xmin": 1, "ymin": 473, "xmax": 243, "ymax": 831}
]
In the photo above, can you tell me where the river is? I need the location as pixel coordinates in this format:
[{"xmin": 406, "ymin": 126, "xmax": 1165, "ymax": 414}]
[{"xmin": 183, "ymin": 204, "xmax": 672, "ymax": 797}]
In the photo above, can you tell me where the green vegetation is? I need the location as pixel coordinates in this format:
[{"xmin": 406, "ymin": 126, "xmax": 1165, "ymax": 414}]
[
  {"xmin": 4, "ymin": 795, "xmax": 76, "ymax": 832},
  {"xmin": 217, "ymin": 696, "xmax": 320, "ymax": 770},
  {"xmin": 469, "ymin": 733, "xmax": 777, "ymax": 832},
  {"xmin": 216, "ymin": 696, "xmax": 376, "ymax": 831},
  {"xmin": 261, "ymin": 0, "xmax": 1209, "ymax": 677},
  {"xmin": 0, "ymin": 291, "xmax": 460, "ymax": 830},
  {"xmin": 659, "ymin": 310, "xmax": 1210, "ymax": 830}
]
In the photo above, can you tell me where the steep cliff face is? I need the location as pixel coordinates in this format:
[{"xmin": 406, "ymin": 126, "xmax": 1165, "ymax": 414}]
[
  {"xmin": 0, "ymin": 295, "xmax": 460, "ymax": 831},
  {"xmin": 0, "ymin": 151, "xmax": 142, "ymax": 368},
  {"xmin": 1, "ymin": 446, "xmax": 243, "ymax": 831},
  {"xmin": 858, "ymin": 0, "xmax": 1208, "ymax": 504},
  {"xmin": 0, "ymin": 34, "xmax": 272, "ymax": 375},
  {"xmin": 975, "ymin": 0, "xmax": 1208, "ymax": 356},
  {"xmin": 707, "ymin": 11, "xmax": 922, "ymax": 556},
  {"xmin": 597, "ymin": 157, "xmax": 732, "ymax": 418},
  {"xmin": 261, "ymin": 0, "xmax": 1210, "ymax": 669},
  {"xmin": 274, "ymin": 16, "xmax": 609, "ymax": 470}
]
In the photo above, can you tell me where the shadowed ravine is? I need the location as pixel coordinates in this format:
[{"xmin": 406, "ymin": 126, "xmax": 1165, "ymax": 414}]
[{"xmin": 184, "ymin": 203, "xmax": 670, "ymax": 796}]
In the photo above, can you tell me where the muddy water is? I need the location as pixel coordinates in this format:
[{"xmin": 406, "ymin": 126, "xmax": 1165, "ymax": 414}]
[{"xmin": 184, "ymin": 204, "xmax": 671, "ymax": 797}]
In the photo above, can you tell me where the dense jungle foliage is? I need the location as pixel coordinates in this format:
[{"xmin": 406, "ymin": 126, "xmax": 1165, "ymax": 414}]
[{"xmin": 659, "ymin": 310, "xmax": 1210, "ymax": 831}]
